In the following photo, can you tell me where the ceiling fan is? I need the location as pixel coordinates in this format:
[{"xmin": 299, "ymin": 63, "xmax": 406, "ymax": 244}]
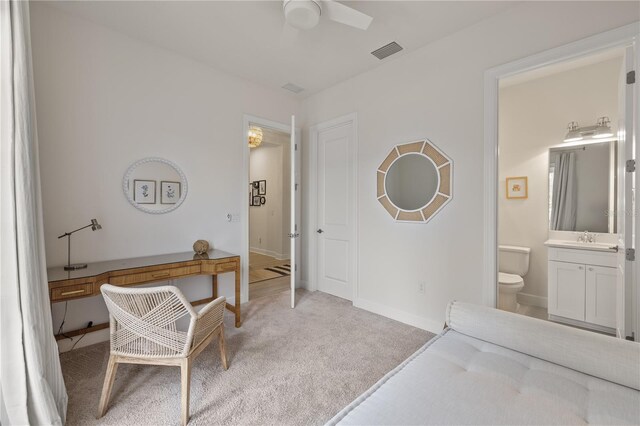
[{"xmin": 282, "ymin": 0, "xmax": 373, "ymax": 31}]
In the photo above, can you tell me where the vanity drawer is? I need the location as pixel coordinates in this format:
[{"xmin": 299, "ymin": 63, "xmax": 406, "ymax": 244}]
[
  {"xmin": 547, "ymin": 247, "xmax": 617, "ymax": 268},
  {"xmin": 51, "ymin": 283, "xmax": 94, "ymax": 301},
  {"xmin": 215, "ymin": 261, "xmax": 237, "ymax": 273},
  {"xmin": 109, "ymin": 265, "xmax": 201, "ymax": 286}
]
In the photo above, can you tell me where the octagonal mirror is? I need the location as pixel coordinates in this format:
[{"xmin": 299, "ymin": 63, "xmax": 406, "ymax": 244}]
[{"xmin": 377, "ymin": 139, "xmax": 452, "ymax": 222}]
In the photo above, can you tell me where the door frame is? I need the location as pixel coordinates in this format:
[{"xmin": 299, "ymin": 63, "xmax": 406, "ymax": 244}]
[
  {"xmin": 242, "ymin": 114, "xmax": 300, "ymax": 303},
  {"xmin": 307, "ymin": 113, "xmax": 359, "ymax": 301},
  {"xmin": 483, "ymin": 23, "xmax": 639, "ymax": 333}
]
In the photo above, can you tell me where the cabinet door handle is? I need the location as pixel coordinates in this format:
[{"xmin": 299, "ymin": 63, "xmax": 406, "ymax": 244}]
[
  {"xmin": 588, "ymin": 267, "xmax": 594, "ymax": 272},
  {"xmin": 578, "ymin": 266, "xmax": 584, "ymax": 270}
]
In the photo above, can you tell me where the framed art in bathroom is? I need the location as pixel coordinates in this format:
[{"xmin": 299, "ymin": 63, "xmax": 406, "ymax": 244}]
[{"xmin": 506, "ymin": 176, "xmax": 528, "ymax": 199}]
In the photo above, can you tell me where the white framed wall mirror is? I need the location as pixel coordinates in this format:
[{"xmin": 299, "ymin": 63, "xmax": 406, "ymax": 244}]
[
  {"xmin": 548, "ymin": 140, "xmax": 617, "ymax": 234},
  {"xmin": 123, "ymin": 157, "xmax": 188, "ymax": 214}
]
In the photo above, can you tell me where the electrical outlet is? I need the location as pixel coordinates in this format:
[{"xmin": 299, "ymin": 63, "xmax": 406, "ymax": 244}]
[{"xmin": 418, "ymin": 282, "xmax": 426, "ymax": 294}]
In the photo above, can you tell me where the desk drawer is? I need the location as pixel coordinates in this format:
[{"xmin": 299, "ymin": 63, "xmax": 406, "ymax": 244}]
[
  {"xmin": 215, "ymin": 261, "xmax": 237, "ymax": 273},
  {"xmin": 51, "ymin": 283, "xmax": 93, "ymax": 301},
  {"xmin": 109, "ymin": 265, "xmax": 201, "ymax": 286}
]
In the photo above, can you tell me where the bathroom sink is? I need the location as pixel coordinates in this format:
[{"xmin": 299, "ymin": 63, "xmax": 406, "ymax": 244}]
[{"xmin": 544, "ymin": 240, "xmax": 618, "ymax": 252}]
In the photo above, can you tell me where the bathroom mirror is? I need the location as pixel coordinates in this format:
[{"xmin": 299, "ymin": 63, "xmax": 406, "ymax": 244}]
[
  {"xmin": 548, "ymin": 141, "xmax": 616, "ymax": 233},
  {"xmin": 377, "ymin": 139, "xmax": 452, "ymax": 223},
  {"xmin": 123, "ymin": 157, "xmax": 188, "ymax": 214}
]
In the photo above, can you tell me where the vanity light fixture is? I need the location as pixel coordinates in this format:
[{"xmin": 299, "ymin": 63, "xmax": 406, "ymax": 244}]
[
  {"xmin": 564, "ymin": 121, "xmax": 582, "ymax": 142},
  {"xmin": 248, "ymin": 126, "xmax": 263, "ymax": 148},
  {"xmin": 563, "ymin": 117, "xmax": 613, "ymax": 143},
  {"xmin": 58, "ymin": 219, "xmax": 102, "ymax": 271},
  {"xmin": 593, "ymin": 116, "xmax": 613, "ymax": 138}
]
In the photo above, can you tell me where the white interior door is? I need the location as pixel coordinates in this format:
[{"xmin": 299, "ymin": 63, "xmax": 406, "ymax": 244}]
[
  {"xmin": 616, "ymin": 46, "xmax": 635, "ymax": 340},
  {"xmin": 317, "ymin": 119, "xmax": 355, "ymax": 300},
  {"xmin": 289, "ymin": 115, "xmax": 299, "ymax": 308}
]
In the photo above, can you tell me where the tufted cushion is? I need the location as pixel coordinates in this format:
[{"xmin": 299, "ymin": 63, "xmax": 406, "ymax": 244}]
[
  {"xmin": 327, "ymin": 329, "xmax": 640, "ymax": 425},
  {"xmin": 446, "ymin": 301, "xmax": 640, "ymax": 390}
]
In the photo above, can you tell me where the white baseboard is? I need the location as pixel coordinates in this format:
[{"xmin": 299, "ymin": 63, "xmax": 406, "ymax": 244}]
[
  {"xmin": 354, "ymin": 298, "xmax": 443, "ymax": 335},
  {"xmin": 249, "ymin": 247, "xmax": 289, "ymax": 260},
  {"xmin": 517, "ymin": 292, "xmax": 548, "ymax": 308}
]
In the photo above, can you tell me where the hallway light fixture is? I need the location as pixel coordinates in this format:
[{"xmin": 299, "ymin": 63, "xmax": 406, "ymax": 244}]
[
  {"xmin": 248, "ymin": 126, "xmax": 263, "ymax": 148},
  {"xmin": 563, "ymin": 117, "xmax": 614, "ymax": 143},
  {"xmin": 58, "ymin": 219, "xmax": 102, "ymax": 270}
]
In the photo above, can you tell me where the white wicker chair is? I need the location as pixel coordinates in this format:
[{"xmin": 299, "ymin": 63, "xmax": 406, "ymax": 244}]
[{"xmin": 97, "ymin": 284, "xmax": 228, "ymax": 425}]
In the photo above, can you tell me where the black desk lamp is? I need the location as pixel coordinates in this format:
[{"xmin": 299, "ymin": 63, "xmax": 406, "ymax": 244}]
[{"xmin": 58, "ymin": 219, "xmax": 102, "ymax": 271}]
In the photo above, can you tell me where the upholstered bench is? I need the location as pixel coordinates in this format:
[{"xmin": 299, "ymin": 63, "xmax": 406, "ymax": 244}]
[{"xmin": 327, "ymin": 301, "xmax": 640, "ymax": 425}]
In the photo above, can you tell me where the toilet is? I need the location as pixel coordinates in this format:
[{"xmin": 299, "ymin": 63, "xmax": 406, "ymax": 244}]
[{"xmin": 498, "ymin": 245, "xmax": 531, "ymax": 312}]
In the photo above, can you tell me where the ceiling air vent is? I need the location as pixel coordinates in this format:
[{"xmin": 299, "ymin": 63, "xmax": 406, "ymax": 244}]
[
  {"xmin": 371, "ymin": 41, "xmax": 403, "ymax": 60},
  {"xmin": 282, "ymin": 83, "xmax": 305, "ymax": 94}
]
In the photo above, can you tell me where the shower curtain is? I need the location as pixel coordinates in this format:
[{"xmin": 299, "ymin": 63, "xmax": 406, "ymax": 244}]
[
  {"xmin": 550, "ymin": 152, "xmax": 578, "ymax": 231},
  {"xmin": 1, "ymin": 1, "xmax": 68, "ymax": 424}
]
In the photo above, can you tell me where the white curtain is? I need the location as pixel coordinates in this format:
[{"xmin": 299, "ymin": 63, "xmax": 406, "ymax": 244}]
[
  {"xmin": 550, "ymin": 152, "xmax": 578, "ymax": 231},
  {"xmin": 0, "ymin": 1, "xmax": 68, "ymax": 424}
]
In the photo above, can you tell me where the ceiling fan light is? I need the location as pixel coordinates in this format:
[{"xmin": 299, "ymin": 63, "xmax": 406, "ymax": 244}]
[{"xmin": 284, "ymin": 0, "xmax": 321, "ymax": 30}]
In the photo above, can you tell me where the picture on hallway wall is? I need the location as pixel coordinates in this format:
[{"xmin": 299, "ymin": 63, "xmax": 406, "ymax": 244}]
[
  {"xmin": 506, "ymin": 176, "xmax": 528, "ymax": 199},
  {"xmin": 252, "ymin": 196, "xmax": 261, "ymax": 206},
  {"xmin": 258, "ymin": 180, "xmax": 266, "ymax": 195}
]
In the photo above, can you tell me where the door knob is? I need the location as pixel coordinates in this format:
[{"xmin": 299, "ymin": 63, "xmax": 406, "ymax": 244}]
[{"xmin": 317, "ymin": 229, "xmax": 324, "ymax": 234}]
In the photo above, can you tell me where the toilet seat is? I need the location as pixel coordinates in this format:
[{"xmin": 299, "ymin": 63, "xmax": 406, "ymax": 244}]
[{"xmin": 498, "ymin": 272, "xmax": 524, "ymax": 287}]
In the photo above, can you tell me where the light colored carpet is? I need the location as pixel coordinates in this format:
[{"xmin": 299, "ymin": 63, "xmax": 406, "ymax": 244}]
[{"xmin": 60, "ymin": 290, "xmax": 434, "ymax": 425}]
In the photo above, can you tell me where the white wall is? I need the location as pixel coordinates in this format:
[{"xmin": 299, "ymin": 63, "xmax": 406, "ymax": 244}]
[
  {"xmin": 499, "ymin": 58, "xmax": 621, "ymax": 303},
  {"xmin": 30, "ymin": 3, "xmax": 300, "ymax": 349},
  {"xmin": 249, "ymin": 137, "xmax": 291, "ymax": 259},
  {"xmin": 301, "ymin": 2, "xmax": 638, "ymax": 332}
]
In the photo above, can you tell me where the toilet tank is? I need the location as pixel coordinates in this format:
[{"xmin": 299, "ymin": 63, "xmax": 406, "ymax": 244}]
[{"xmin": 498, "ymin": 245, "xmax": 531, "ymax": 276}]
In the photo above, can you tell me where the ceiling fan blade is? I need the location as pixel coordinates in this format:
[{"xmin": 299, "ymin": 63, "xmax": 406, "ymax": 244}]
[
  {"xmin": 280, "ymin": 22, "xmax": 299, "ymax": 48},
  {"xmin": 322, "ymin": 0, "xmax": 372, "ymax": 30}
]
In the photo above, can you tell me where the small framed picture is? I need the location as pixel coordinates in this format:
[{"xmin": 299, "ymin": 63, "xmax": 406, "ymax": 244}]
[
  {"xmin": 249, "ymin": 191, "xmax": 253, "ymax": 206},
  {"xmin": 161, "ymin": 181, "xmax": 181, "ymax": 204},
  {"xmin": 252, "ymin": 196, "xmax": 261, "ymax": 206},
  {"xmin": 252, "ymin": 186, "xmax": 259, "ymax": 196},
  {"xmin": 506, "ymin": 176, "xmax": 528, "ymax": 199},
  {"xmin": 133, "ymin": 179, "xmax": 156, "ymax": 204},
  {"xmin": 260, "ymin": 196, "xmax": 266, "ymax": 205},
  {"xmin": 252, "ymin": 181, "xmax": 259, "ymax": 189},
  {"xmin": 258, "ymin": 180, "xmax": 267, "ymax": 195}
]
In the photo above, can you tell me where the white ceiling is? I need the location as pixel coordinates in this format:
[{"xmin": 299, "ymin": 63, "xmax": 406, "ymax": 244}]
[{"xmin": 44, "ymin": 1, "xmax": 516, "ymax": 98}]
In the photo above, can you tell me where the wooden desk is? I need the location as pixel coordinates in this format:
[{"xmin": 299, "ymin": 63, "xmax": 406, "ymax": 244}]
[{"xmin": 47, "ymin": 250, "xmax": 241, "ymax": 340}]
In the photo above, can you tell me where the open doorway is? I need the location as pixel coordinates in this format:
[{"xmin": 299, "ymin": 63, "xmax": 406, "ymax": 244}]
[
  {"xmin": 247, "ymin": 123, "xmax": 292, "ymax": 300},
  {"xmin": 495, "ymin": 46, "xmax": 636, "ymax": 339}
]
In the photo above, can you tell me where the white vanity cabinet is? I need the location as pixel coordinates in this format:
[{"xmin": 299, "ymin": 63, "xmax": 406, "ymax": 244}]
[
  {"xmin": 547, "ymin": 246, "xmax": 618, "ymax": 333},
  {"xmin": 584, "ymin": 266, "xmax": 617, "ymax": 328}
]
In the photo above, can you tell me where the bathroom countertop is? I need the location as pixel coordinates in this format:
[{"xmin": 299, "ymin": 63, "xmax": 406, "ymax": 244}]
[{"xmin": 544, "ymin": 239, "xmax": 618, "ymax": 253}]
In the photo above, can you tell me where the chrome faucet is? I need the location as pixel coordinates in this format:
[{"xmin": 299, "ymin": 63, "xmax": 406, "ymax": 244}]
[{"xmin": 578, "ymin": 231, "xmax": 595, "ymax": 243}]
